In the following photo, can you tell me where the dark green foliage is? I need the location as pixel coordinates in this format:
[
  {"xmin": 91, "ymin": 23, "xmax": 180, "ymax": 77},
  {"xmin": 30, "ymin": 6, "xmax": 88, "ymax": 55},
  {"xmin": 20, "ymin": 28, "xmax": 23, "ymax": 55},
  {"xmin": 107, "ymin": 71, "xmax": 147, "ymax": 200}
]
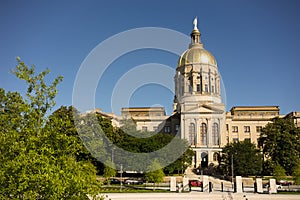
[
  {"xmin": 164, "ymin": 147, "xmax": 194, "ymax": 175},
  {"xmin": 98, "ymin": 116, "xmax": 193, "ymax": 174},
  {"xmin": 273, "ymin": 164, "xmax": 286, "ymax": 181},
  {"xmin": 293, "ymin": 163, "xmax": 300, "ymax": 185},
  {"xmin": 219, "ymin": 140, "xmax": 262, "ymax": 177},
  {"xmin": 0, "ymin": 59, "xmax": 101, "ymax": 199},
  {"xmin": 145, "ymin": 159, "xmax": 165, "ymax": 190},
  {"xmin": 259, "ymin": 117, "xmax": 300, "ymax": 175}
]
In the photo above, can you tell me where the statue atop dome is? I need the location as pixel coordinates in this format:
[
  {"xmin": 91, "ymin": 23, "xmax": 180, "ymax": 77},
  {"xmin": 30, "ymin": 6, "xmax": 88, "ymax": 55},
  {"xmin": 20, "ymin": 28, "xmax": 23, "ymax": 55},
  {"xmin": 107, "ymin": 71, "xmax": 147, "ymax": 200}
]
[{"xmin": 193, "ymin": 17, "xmax": 198, "ymax": 30}]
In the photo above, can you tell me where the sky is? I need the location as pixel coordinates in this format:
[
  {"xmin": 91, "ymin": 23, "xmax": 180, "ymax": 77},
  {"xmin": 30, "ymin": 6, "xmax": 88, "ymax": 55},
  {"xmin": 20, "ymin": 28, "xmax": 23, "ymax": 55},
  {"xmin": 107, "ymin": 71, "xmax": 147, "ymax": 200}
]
[{"xmin": 1, "ymin": 0, "xmax": 300, "ymax": 116}]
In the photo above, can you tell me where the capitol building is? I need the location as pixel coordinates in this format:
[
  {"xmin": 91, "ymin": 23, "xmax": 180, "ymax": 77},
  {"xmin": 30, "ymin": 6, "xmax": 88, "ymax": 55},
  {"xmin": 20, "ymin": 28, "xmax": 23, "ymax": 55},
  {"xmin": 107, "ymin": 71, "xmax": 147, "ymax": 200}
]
[{"xmin": 94, "ymin": 19, "xmax": 299, "ymax": 169}]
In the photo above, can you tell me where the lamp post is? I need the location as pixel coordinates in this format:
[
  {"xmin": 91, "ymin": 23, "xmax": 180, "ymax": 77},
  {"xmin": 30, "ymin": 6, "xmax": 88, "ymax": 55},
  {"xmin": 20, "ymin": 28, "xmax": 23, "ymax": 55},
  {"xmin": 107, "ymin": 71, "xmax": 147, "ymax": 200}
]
[
  {"xmin": 111, "ymin": 147, "xmax": 115, "ymax": 164},
  {"xmin": 120, "ymin": 164, "xmax": 123, "ymax": 192},
  {"xmin": 231, "ymin": 154, "xmax": 234, "ymax": 183}
]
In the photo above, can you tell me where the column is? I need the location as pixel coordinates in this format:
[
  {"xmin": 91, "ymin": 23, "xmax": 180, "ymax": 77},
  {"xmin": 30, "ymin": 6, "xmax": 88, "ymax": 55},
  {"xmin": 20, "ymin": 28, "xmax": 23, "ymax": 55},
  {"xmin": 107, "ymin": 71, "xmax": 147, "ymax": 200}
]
[
  {"xmin": 256, "ymin": 178, "xmax": 263, "ymax": 193},
  {"xmin": 236, "ymin": 176, "xmax": 243, "ymax": 193},
  {"xmin": 170, "ymin": 177, "xmax": 176, "ymax": 192},
  {"xmin": 202, "ymin": 175, "xmax": 209, "ymax": 192},
  {"xmin": 269, "ymin": 179, "xmax": 277, "ymax": 194}
]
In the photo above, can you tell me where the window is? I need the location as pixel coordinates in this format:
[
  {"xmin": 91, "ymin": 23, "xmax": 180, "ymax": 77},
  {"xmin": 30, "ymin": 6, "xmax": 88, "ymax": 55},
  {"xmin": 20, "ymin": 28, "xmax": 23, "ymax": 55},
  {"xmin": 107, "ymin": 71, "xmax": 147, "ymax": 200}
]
[
  {"xmin": 204, "ymin": 84, "xmax": 208, "ymax": 92},
  {"xmin": 244, "ymin": 126, "xmax": 250, "ymax": 133},
  {"xmin": 244, "ymin": 138, "xmax": 251, "ymax": 142},
  {"xmin": 164, "ymin": 126, "xmax": 170, "ymax": 133},
  {"xmin": 201, "ymin": 123, "xmax": 207, "ymax": 145},
  {"xmin": 212, "ymin": 123, "xmax": 219, "ymax": 145},
  {"xmin": 142, "ymin": 126, "xmax": 147, "ymax": 132},
  {"xmin": 196, "ymin": 84, "xmax": 201, "ymax": 92},
  {"xmin": 226, "ymin": 124, "xmax": 229, "ymax": 131},
  {"xmin": 256, "ymin": 126, "xmax": 262, "ymax": 133},
  {"xmin": 213, "ymin": 152, "xmax": 219, "ymax": 162},
  {"xmin": 232, "ymin": 126, "xmax": 238, "ymax": 133},
  {"xmin": 175, "ymin": 124, "xmax": 180, "ymax": 134},
  {"xmin": 153, "ymin": 126, "xmax": 158, "ymax": 132},
  {"xmin": 233, "ymin": 138, "xmax": 239, "ymax": 143},
  {"xmin": 189, "ymin": 123, "xmax": 196, "ymax": 145},
  {"xmin": 211, "ymin": 85, "xmax": 215, "ymax": 93}
]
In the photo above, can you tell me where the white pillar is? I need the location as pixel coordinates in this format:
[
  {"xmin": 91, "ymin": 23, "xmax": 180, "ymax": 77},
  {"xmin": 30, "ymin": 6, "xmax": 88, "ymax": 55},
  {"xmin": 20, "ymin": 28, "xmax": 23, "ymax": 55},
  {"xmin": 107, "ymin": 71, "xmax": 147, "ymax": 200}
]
[
  {"xmin": 202, "ymin": 175, "xmax": 209, "ymax": 192},
  {"xmin": 183, "ymin": 177, "xmax": 189, "ymax": 192},
  {"xmin": 236, "ymin": 176, "xmax": 243, "ymax": 193},
  {"xmin": 256, "ymin": 178, "xmax": 263, "ymax": 193},
  {"xmin": 269, "ymin": 178, "xmax": 277, "ymax": 194},
  {"xmin": 170, "ymin": 177, "xmax": 176, "ymax": 192}
]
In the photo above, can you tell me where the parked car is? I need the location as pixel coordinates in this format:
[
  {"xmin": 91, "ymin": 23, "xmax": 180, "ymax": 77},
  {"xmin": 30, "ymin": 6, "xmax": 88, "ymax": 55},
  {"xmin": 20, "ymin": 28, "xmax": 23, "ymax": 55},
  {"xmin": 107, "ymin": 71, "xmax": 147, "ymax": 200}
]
[
  {"xmin": 109, "ymin": 178, "xmax": 122, "ymax": 184},
  {"xmin": 124, "ymin": 179, "xmax": 144, "ymax": 185},
  {"xmin": 189, "ymin": 180, "xmax": 202, "ymax": 187},
  {"xmin": 263, "ymin": 183, "xmax": 282, "ymax": 189},
  {"xmin": 278, "ymin": 180, "xmax": 292, "ymax": 186}
]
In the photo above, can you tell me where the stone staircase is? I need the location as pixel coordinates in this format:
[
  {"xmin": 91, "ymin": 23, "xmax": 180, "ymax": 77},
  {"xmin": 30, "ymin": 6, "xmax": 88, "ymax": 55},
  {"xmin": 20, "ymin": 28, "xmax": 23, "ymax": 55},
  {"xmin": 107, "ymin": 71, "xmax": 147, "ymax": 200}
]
[{"xmin": 184, "ymin": 166, "xmax": 233, "ymax": 192}]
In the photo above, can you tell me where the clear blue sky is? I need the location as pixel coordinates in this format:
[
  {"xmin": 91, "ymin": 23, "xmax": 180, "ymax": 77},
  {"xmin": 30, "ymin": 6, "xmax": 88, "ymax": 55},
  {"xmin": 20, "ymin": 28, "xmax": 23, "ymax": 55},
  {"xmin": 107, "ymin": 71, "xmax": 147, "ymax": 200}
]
[{"xmin": 1, "ymin": 0, "xmax": 300, "ymax": 115}]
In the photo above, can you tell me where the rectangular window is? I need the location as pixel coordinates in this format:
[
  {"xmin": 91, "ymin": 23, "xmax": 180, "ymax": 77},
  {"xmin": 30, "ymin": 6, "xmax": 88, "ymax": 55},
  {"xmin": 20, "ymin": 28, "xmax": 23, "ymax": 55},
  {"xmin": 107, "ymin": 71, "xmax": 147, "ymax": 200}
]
[
  {"xmin": 196, "ymin": 84, "xmax": 201, "ymax": 92},
  {"xmin": 256, "ymin": 126, "xmax": 262, "ymax": 133},
  {"xmin": 142, "ymin": 126, "xmax": 147, "ymax": 132},
  {"xmin": 244, "ymin": 126, "xmax": 250, "ymax": 133},
  {"xmin": 175, "ymin": 124, "xmax": 180, "ymax": 134},
  {"xmin": 244, "ymin": 138, "xmax": 251, "ymax": 142},
  {"xmin": 205, "ymin": 84, "xmax": 208, "ymax": 92},
  {"xmin": 226, "ymin": 124, "xmax": 229, "ymax": 131},
  {"xmin": 164, "ymin": 126, "xmax": 170, "ymax": 133},
  {"xmin": 233, "ymin": 138, "xmax": 239, "ymax": 143},
  {"xmin": 232, "ymin": 126, "xmax": 238, "ymax": 133},
  {"xmin": 153, "ymin": 126, "xmax": 158, "ymax": 132},
  {"xmin": 211, "ymin": 85, "xmax": 215, "ymax": 93}
]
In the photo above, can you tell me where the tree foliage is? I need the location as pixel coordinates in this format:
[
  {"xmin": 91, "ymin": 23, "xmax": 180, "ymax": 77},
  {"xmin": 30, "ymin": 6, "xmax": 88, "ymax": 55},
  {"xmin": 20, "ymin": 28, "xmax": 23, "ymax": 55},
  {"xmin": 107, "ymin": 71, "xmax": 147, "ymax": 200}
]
[
  {"xmin": 100, "ymin": 118, "xmax": 193, "ymax": 174},
  {"xmin": 219, "ymin": 140, "xmax": 262, "ymax": 177},
  {"xmin": 273, "ymin": 164, "xmax": 286, "ymax": 181},
  {"xmin": 0, "ymin": 59, "xmax": 101, "ymax": 199},
  {"xmin": 145, "ymin": 159, "xmax": 165, "ymax": 190},
  {"xmin": 259, "ymin": 117, "xmax": 300, "ymax": 175},
  {"xmin": 103, "ymin": 160, "xmax": 117, "ymax": 182},
  {"xmin": 292, "ymin": 163, "xmax": 300, "ymax": 185}
]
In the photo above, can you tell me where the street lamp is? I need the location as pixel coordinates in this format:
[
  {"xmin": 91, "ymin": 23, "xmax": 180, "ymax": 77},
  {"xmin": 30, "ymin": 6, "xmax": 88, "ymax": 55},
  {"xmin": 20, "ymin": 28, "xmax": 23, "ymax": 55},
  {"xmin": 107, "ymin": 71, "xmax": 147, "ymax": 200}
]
[
  {"xmin": 120, "ymin": 164, "xmax": 123, "ymax": 192},
  {"xmin": 111, "ymin": 147, "xmax": 115, "ymax": 164},
  {"xmin": 231, "ymin": 154, "xmax": 234, "ymax": 183}
]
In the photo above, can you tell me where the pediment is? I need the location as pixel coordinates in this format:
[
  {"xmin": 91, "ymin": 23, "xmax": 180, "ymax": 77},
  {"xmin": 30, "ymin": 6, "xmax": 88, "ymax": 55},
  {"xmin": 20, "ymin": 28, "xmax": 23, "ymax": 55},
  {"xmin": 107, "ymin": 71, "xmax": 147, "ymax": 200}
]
[{"xmin": 183, "ymin": 103, "xmax": 224, "ymax": 114}]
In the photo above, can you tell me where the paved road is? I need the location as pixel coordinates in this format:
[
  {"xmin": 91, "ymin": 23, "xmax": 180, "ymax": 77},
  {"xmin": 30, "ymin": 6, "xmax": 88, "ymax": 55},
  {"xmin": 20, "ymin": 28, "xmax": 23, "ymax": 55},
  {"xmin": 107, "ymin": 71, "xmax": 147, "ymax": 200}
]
[{"xmin": 100, "ymin": 192, "xmax": 300, "ymax": 200}]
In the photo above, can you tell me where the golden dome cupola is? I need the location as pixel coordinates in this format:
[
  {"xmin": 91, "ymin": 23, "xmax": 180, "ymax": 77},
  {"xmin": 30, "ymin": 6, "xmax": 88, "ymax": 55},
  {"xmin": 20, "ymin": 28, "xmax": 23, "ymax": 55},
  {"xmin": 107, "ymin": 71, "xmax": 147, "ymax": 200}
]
[{"xmin": 177, "ymin": 17, "xmax": 217, "ymax": 68}]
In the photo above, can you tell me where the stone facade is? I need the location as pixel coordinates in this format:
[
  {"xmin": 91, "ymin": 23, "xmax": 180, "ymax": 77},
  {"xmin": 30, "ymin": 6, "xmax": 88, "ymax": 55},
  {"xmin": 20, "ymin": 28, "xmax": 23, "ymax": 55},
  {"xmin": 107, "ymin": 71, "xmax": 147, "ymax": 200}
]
[{"xmin": 92, "ymin": 20, "xmax": 299, "ymax": 170}]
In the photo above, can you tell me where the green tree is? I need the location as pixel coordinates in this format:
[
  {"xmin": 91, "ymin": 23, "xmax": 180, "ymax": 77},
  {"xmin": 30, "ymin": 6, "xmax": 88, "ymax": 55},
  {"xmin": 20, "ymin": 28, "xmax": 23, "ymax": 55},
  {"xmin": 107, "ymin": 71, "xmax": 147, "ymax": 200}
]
[
  {"xmin": 292, "ymin": 163, "xmax": 300, "ymax": 185},
  {"xmin": 103, "ymin": 161, "xmax": 117, "ymax": 184},
  {"xmin": 259, "ymin": 117, "xmax": 300, "ymax": 175},
  {"xmin": 164, "ymin": 147, "xmax": 194, "ymax": 175},
  {"xmin": 219, "ymin": 140, "xmax": 262, "ymax": 177},
  {"xmin": 145, "ymin": 159, "xmax": 165, "ymax": 190},
  {"xmin": 273, "ymin": 164, "xmax": 286, "ymax": 181},
  {"xmin": 0, "ymin": 59, "xmax": 101, "ymax": 199}
]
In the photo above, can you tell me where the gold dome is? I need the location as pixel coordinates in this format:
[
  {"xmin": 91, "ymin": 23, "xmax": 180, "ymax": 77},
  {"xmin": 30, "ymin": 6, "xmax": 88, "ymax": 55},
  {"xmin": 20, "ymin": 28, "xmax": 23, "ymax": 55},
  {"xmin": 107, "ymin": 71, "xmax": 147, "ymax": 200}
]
[{"xmin": 177, "ymin": 47, "xmax": 217, "ymax": 68}]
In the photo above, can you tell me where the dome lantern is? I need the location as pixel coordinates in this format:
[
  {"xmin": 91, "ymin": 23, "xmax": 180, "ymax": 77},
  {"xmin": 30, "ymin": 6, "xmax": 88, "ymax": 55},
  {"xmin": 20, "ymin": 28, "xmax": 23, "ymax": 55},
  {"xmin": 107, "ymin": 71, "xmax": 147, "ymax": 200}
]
[{"xmin": 177, "ymin": 18, "xmax": 217, "ymax": 68}]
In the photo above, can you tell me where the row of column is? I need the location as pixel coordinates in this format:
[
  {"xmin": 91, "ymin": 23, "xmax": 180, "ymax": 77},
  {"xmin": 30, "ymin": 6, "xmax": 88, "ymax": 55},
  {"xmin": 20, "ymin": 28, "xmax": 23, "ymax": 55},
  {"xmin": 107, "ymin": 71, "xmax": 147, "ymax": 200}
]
[
  {"xmin": 170, "ymin": 176, "xmax": 278, "ymax": 194},
  {"xmin": 182, "ymin": 117, "xmax": 222, "ymax": 147}
]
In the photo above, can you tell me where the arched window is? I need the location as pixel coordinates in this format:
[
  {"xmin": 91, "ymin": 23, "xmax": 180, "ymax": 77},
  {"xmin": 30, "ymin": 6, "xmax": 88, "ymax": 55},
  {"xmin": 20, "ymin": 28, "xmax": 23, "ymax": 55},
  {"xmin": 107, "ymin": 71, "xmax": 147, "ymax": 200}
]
[
  {"xmin": 213, "ymin": 152, "xmax": 219, "ymax": 162},
  {"xmin": 200, "ymin": 123, "xmax": 207, "ymax": 145},
  {"xmin": 189, "ymin": 123, "xmax": 196, "ymax": 145},
  {"xmin": 212, "ymin": 122, "xmax": 219, "ymax": 145}
]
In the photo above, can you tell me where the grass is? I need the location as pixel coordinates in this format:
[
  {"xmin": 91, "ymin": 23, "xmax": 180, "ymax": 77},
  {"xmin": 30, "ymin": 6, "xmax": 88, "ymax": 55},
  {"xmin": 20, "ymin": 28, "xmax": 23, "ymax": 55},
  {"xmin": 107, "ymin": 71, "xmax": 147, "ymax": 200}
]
[
  {"xmin": 277, "ymin": 191, "xmax": 300, "ymax": 195},
  {"xmin": 98, "ymin": 185, "xmax": 172, "ymax": 193}
]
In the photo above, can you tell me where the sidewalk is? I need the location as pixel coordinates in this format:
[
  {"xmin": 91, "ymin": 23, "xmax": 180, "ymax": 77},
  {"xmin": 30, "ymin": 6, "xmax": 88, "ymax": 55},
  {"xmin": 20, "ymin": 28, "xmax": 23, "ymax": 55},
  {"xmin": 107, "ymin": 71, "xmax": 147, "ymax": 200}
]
[{"xmin": 100, "ymin": 192, "xmax": 300, "ymax": 200}]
